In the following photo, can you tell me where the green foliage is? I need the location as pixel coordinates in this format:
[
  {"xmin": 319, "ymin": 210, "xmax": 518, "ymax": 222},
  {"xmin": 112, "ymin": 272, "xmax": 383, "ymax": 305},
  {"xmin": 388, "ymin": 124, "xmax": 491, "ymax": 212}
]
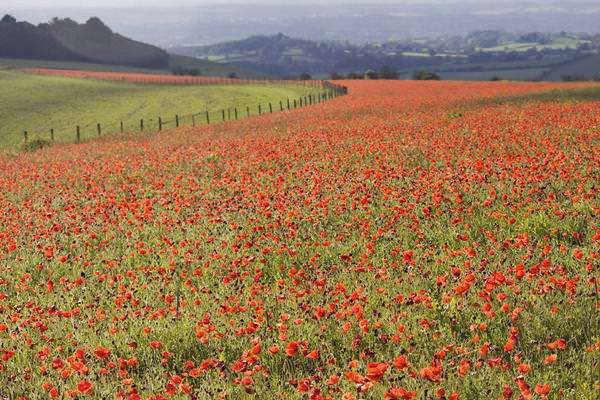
[
  {"xmin": 20, "ymin": 138, "xmax": 52, "ymax": 152},
  {"xmin": 0, "ymin": 16, "xmax": 168, "ymax": 69},
  {"xmin": 1, "ymin": 14, "xmax": 16, "ymax": 24},
  {"xmin": 43, "ymin": 17, "xmax": 169, "ymax": 68},
  {"xmin": 412, "ymin": 70, "xmax": 441, "ymax": 80}
]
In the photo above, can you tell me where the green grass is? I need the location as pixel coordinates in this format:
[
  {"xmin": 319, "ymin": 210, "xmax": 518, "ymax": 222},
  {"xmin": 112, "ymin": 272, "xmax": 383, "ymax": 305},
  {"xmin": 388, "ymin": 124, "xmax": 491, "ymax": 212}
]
[
  {"xmin": 168, "ymin": 55, "xmax": 260, "ymax": 78},
  {"xmin": 0, "ymin": 58, "xmax": 160, "ymax": 73},
  {"xmin": 0, "ymin": 55, "xmax": 261, "ymax": 78},
  {"xmin": 0, "ymin": 70, "xmax": 317, "ymax": 148}
]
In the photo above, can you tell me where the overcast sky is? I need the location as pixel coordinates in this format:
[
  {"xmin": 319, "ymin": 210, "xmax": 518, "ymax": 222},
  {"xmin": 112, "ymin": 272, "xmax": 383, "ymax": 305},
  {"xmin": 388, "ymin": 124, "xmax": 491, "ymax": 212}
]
[
  {"xmin": 4, "ymin": 0, "xmax": 552, "ymax": 8},
  {"xmin": 5, "ymin": 0, "xmax": 354, "ymax": 7},
  {"xmin": 3, "ymin": 0, "xmax": 588, "ymax": 12}
]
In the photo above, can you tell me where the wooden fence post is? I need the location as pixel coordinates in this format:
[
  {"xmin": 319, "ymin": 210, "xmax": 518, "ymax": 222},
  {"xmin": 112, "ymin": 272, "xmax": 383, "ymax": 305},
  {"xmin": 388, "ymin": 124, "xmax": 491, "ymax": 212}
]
[
  {"xmin": 206, "ymin": 111, "xmax": 210, "ymax": 124},
  {"xmin": 23, "ymin": 130, "xmax": 27, "ymax": 144},
  {"xmin": 158, "ymin": 117, "xmax": 162, "ymax": 131},
  {"xmin": 247, "ymin": 106, "xmax": 250, "ymax": 117},
  {"xmin": 140, "ymin": 119, "xmax": 144, "ymax": 131},
  {"xmin": 258, "ymin": 104, "xmax": 262, "ymax": 115},
  {"xmin": 269, "ymin": 103, "xmax": 273, "ymax": 113},
  {"xmin": 120, "ymin": 121, "xmax": 124, "ymax": 133},
  {"xmin": 76, "ymin": 126, "xmax": 80, "ymax": 143},
  {"xmin": 235, "ymin": 108, "xmax": 238, "ymax": 119},
  {"xmin": 50, "ymin": 128, "xmax": 54, "ymax": 141},
  {"xmin": 222, "ymin": 110, "xmax": 225, "ymax": 121},
  {"xmin": 287, "ymin": 99, "xmax": 290, "ymax": 110},
  {"xmin": 175, "ymin": 115, "xmax": 180, "ymax": 128},
  {"xmin": 97, "ymin": 123, "xmax": 101, "ymax": 136},
  {"xmin": 192, "ymin": 115, "xmax": 196, "ymax": 126},
  {"xmin": 280, "ymin": 101, "xmax": 283, "ymax": 111}
]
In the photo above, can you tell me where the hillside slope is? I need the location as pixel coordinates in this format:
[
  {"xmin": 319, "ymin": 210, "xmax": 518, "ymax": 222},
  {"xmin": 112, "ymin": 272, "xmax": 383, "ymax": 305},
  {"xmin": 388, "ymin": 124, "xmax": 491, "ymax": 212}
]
[
  {"xmin": 171, "ymin": 33, "xmax": 375, "ymax": 77},
  {"xmin": 0, "ymin": 15, "xmax": 168, "ymax": 68},
  {"xmin": 0, "ymin": 15, "xmax": 83, "ymax": 62},
  {"xmin": 44, "ymin": 17, "xmax": 168, "ymax": 68},
  {"xmin": 542, "ymin": 54, "xmax": 600, "ymax": 81},
  {"xmin": 0, "ymin": 69, "xmax": 315, "ymax": 147}
]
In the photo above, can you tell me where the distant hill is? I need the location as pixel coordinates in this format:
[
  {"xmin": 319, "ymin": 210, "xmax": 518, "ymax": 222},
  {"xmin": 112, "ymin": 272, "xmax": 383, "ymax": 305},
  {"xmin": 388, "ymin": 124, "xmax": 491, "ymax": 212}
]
[
  {"xmin": 171, "ymin": 33, "xmax": 402, "ymax": 77},
  {"xmin": 0, "ymin": 15, "xmax": 168, "ymax": 68},
  {"xmin": 541, "ymin": 54, "xmax": 600, "ymax": 81},
  {"xmin": 173, "ymin": 31, "xmax": 600, "ymax": 81}
]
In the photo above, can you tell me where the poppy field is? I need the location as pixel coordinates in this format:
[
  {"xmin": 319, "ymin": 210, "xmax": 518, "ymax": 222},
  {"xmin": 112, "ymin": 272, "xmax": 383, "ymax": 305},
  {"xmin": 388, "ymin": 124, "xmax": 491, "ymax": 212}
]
[{"xmin": 0, "ymin": 80, "xmax": 598, "ymax": 399}]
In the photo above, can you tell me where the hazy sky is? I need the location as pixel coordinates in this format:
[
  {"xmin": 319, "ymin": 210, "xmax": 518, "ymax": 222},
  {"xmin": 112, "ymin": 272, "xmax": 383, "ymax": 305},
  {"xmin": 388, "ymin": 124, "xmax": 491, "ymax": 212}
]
[
  {"xmin": 3, "ymin": 0, "xmax": 588, "ymax": 11},
  {"xmin": 5, "ymin": 0, "xmax": 259, "ymax": 8},
  {"xmin": 5, "ymin": 0, "xmax": 352, "ymax": 7},
  {"xmin": 3, "ymin": 0, "xmax": 544, "ymax": 8}
]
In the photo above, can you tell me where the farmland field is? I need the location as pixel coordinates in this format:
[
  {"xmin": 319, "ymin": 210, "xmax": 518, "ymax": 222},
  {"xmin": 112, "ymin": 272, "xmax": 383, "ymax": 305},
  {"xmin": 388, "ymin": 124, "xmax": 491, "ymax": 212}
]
[
  {"xmin": 542, "ymin": 54, "xmax": 600, "ymax": 81},
  {"xmin": 0, "ymin": 80, "xmax": 598, "ymax": 399},
  {"xmin": 0, "ymin": 70, "xmax": 316, "ymax": 147},
  {"xmin": 480, "ymin": 38, "xmax": 591, "ymax": 53},
  {"xmin": 0, "ymin": 56, "xmax": 257, "ymax": 79},
  {"xmin": 436, "ymin": 68, "xmax": 550, "ymax": 82}
]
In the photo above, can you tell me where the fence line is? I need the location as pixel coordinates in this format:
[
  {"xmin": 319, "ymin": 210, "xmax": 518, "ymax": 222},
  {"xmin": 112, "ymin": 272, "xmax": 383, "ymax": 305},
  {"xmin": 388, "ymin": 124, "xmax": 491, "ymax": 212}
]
[
  {"xmin": 22, "ymin": 68, "xmax": 326, "ymax": 88},
  {"xmin": 21, "ymin": 82, "xmax": 348, "ymax": 146}
]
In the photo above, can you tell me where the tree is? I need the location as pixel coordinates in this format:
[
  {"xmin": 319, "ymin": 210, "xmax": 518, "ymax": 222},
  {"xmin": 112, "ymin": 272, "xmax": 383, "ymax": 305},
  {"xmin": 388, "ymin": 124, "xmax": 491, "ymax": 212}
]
[
  {"xmin": 330, "ymin": 72, "xmax": 344, "ymax": 80},
  {"xmin": 172, "ymin": 66, "xmax": 200, "ymax": 76},
  {"xmin": 379, "ymin": 66, "xmax": 399, "ymax": 79},
  {"xmin": 412, "ymin": 70, "xmax": 441, "ymax": 80},
  {"xmin": 364, "ymin": 70, "xmax": 379, "ymax": 80},
  {"xmin": 1, "ymin": 14, "xmax": 17, "ymax": 24},
  {"xmin": 299, "ymin": 72, "xmax": 312, "ymax": 80},
  {"xmin": 347, "ymin": 72, "xmax": 363, "ymax": 80}
]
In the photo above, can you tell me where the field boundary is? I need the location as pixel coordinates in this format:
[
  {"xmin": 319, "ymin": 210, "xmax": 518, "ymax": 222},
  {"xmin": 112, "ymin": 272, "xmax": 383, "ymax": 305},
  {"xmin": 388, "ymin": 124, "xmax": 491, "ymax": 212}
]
[
  {"xmin": 20, "ymin": 78, "xmax": 348, "ymax": 148},
  {"xmin": 23, "ymin": 68, "xmax": 320, "ymax": 87}
]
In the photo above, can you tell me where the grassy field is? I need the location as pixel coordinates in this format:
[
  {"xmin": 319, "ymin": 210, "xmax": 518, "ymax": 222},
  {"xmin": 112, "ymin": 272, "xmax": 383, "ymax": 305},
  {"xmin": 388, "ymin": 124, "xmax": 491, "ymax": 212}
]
[
  {"xmin": 0, "ymin": 55, "xmax": 259, "ymax": 78},
  {"xmin": 480, "ymin": 38, "xmax": 591, "ymax": 53},
  {"xmin": 541, "ymin": 54, "xmax": 600, "ymax": 81},
  {"xmin": 0, "ymin": 70, "xmax": 316, "ymax": 148},
  {"xmin": 0, "ymin": 58, "xmax": 159, "ymax": 73}
]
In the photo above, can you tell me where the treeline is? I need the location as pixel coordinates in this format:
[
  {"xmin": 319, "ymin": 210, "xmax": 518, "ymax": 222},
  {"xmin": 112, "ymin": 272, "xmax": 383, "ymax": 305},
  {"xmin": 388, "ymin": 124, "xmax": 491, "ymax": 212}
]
[
  {"xmin": 0, "ymin": 15, "xmax": 169, "ymax": 68},
  {"xmin": 171, "ymin": 65, "xmax": 240, "ymax": 79},
  {"xmin": 175, "ymin": 31, "xmax": 599, "ymax": 81},
  {"xmin": 329, "ymin": 68, "xmax": 440, "ymax": 80}
]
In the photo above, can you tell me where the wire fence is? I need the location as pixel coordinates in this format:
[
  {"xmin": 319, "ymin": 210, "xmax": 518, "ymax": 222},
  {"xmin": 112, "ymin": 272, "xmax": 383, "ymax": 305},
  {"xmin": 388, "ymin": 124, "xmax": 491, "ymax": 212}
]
[
  {"xmin": 22, "ymin": 81, "xmax": 348, "ymax": 147},
  {"xmin": 23, "ymin": 68, "xmax": 327, "ymax": 87}
]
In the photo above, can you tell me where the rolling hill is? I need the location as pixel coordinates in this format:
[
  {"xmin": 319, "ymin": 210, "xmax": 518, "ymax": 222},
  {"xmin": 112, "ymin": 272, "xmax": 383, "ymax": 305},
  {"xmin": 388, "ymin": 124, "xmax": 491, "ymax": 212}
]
[
  {"xmin": 541, "ymin": 54, "xmax": 600, "ymax": 81},
  {"xmin": 0, "ymin": 15, "xmax": 168, "ymax": 68},
  {"xmin": 172, "ymin": 32, "xmax": 600, "ymax": 81},
  {"xmin": 0, "ymin": 69, "xmax": 315, "ymax": 147},
  {"xmin": 0, "ymin": 15, "xmax": 260, "ymax": 77}
]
